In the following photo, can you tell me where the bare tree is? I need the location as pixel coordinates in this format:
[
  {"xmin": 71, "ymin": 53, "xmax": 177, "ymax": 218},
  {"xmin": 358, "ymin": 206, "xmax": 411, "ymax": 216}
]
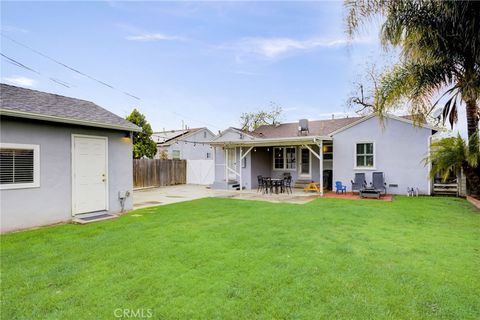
[
  {"xmin": 240, "ymin": 102, "xmax": 283, "ymax": 132},
  {"xmin": 347, "ymin": 63, "xmax": 381, "ymax": 115}
]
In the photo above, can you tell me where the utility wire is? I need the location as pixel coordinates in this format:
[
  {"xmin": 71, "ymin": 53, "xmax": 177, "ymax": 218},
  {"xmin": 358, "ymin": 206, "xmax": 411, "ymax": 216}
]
[
  {"xmin": 1, "ymin": 53, "xmax": 71, "ymax": 88},
  {"xmin": 2, "ymin": 34, "xmax": 223, "ymax": 130},
  {"xmin": 1, "ymin": 53, "xmax": 40, "ymax": 74},
  {"xmin": 1, "ymin": 33, "xmax": 140, "ymax": 100}
]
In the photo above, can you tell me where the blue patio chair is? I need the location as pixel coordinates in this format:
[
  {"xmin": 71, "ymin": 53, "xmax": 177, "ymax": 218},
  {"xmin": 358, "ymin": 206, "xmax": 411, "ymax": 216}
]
[{"xmin": 335, "ymin": 181, "xmax": 347, "ymax": 194}]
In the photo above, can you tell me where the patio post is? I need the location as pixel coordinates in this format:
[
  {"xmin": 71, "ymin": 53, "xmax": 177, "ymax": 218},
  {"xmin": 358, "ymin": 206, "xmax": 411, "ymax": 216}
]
[
  {"xmin": 239, "ymin": 146, "xmax": 242, "ymax": 192},
  {"xmin": 224, "ymin": 148, "xmax": 228, "ymax": 189},
  {"xmin": 319, "ymin": 140, "xmax": 323, "ymax": 196}
]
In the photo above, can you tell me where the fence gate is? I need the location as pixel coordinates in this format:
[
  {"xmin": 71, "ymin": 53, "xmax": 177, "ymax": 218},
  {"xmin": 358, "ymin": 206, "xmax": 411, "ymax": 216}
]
[{"xmin": 187, "ymin": 160, "xmax": 214, "ymax": 185}]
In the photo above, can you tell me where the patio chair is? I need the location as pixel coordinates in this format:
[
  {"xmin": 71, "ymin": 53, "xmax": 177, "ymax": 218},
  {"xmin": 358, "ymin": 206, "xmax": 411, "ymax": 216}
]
[
  {"xmin": 284, "ymin": 176, "xmax": 293, "ymax": 194},
  {"xmin": 257, "ymin": 175, "xmax": 264, "ymax": 193},
  {"xmin": 335, "ymin": 181, "xmax": 347, "ymax": 194},
  {"xmin": 351, "ymin": 173, "xmax": 367, "ymax": 193},
  {"xmin": 371, "ymin": 172, "xmax": 387, "ymax": 195},
  {"xmin": 262, "ymin": 177, "xmax": 272, "ymax": 194}
]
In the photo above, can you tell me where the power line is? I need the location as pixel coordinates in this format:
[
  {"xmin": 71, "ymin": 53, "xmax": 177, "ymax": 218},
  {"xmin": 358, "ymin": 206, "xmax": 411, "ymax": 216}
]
[
  {"xmin": 1, "ymin": 33, "xmax": 140, "ymax": 100},
  {"xmin": 2, "ymin": 34, "xmax": 223, "ymax": 130},
  {"xmin": 1, "ymin": 53, "xmax": 71, "ymax": 88},
  {"xmin": 1, "ymin": 53, "xmax": 40, "ymax": 74}
]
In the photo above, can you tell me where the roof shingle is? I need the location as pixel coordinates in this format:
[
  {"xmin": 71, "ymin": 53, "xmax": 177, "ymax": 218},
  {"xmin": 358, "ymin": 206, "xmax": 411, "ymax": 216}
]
[
  {"xmin": 0, "ymin": 83, "xmax": 140, "ymax": 131},
  {"xmin": 253, "ymin": 117, "xmax": 363, "ymax": 138}
]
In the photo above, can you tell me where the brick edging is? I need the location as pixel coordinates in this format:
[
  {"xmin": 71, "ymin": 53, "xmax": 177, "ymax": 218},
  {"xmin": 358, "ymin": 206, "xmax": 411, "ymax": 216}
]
[{"xmin": 466, "ymin": 196, "xmax": 480, "ymax": 210}]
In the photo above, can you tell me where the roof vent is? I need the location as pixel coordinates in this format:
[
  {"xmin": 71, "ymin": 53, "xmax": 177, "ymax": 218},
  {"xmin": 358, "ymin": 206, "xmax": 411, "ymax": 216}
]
[{"xmin": 298, "ymin": 119, "xmax": 309, "ymax": 136}]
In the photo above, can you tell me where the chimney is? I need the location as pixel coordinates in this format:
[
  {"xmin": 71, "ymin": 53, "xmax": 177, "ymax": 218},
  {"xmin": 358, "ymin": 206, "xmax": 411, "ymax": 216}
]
[{"xmin": 298, "ymin": 119, "xmax": 309, "ymax": 136}]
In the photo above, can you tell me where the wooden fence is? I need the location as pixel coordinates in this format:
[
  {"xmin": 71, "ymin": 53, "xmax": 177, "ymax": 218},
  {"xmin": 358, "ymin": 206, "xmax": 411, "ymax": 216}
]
[{"xmin": 133, "ymin": 159, "xmax": 186, "ymax": 189}]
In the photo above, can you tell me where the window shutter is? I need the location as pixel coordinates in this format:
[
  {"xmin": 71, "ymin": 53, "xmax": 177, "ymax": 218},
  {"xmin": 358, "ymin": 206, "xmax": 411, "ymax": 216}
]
[{"xmin": 0, "ymin": 149, "xmax": 34, "ymax": 184}]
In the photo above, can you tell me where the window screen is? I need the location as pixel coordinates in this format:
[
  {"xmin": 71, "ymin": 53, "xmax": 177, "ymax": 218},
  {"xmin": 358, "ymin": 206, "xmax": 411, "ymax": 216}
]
[{"xmin": 0, "ymin": 148, "xmax": 35, "ymax": 184}]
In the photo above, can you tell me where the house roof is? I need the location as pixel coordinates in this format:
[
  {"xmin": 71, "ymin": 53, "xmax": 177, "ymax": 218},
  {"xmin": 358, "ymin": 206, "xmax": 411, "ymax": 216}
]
[
  {"xmin": 152, "ymin": 127, "xmax": 213, "ymax": 146},
  {"xmin": 210, "ymin": 114, "xmax": 438, "ymax": 146},
  {"xmin": 0, "ymin": 83, "xmax": 141, "ymax": 132},
  {"xmin": 253, "ymin": 117, "xmax": 362, "ymax": 138}
]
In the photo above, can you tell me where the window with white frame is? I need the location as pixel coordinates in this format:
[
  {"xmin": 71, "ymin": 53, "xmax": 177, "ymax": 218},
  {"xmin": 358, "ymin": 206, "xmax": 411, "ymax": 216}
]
[
  {"xmin": 273, "ymin": 147, "xmax": 296, "ymax": 170},
  {"xmin": 0, "ymin": 143, "xmax": 40, "ymax": 189},
  {"xmin": 356, "ymin": 143, "xmax": 374, "ymax": 168}
]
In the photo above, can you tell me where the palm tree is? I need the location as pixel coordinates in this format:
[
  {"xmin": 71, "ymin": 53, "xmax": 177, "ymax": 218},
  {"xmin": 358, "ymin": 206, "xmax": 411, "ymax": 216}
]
[
  {"xmin": 428, "ymin": 134, "xmax": 479, "ymax": 195},
  {"xmin": 345, "ymin": 0, "xmax": 480, "ymax": 151}
]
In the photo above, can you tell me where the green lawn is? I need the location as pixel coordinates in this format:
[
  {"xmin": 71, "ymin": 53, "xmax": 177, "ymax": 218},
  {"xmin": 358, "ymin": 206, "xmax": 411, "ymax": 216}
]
[{"xmin": 1, "ymin": 197, "xmax": 479, "ymax": 319}]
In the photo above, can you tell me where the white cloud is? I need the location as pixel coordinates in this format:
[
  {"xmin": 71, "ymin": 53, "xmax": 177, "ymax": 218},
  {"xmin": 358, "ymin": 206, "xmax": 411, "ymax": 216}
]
[
  {"xmin": 3, "ymin": 76, "xmax": 37, "ymax": 87},
  {"xmin": 0, "ymin": 25, "xmax": 28, "ymax": 33},
  {"xmin": 221, "ymin": 35, "xmax": 374, "ymax": 59},
  {"xmin": 125, "ymin": 33, "xmax": 186, "ymax": 42}
]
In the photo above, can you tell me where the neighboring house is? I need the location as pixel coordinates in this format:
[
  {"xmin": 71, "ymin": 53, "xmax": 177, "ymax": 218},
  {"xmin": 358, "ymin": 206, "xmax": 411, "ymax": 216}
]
[
  {"xmin": 210, "ymin": 115, "xmax": 438, "ymax": 195},
  {"xmin": 0, "ymin": 84, "xmax": 141, "ymax": 233},
  {"xmin": 152, "ymin": 127, "xmax": 216, "ymax": 160}
]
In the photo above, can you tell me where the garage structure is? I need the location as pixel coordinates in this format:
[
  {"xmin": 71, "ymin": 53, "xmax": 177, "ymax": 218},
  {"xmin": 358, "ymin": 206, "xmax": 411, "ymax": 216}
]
[{"xmin": 0, "ymin": 84, "xmax": 141, "ymax": 232}]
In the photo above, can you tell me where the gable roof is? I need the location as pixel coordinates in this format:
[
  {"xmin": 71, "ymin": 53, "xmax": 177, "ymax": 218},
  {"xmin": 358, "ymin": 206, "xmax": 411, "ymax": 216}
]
[
  {"xmin": 152, "ymin": 127, "xmax": 215, "ymax": 146},
  {"xmin": 0, "ymin": 84, "xmax": 141, "ymax": 132},
  {"xmin": 211, "ymin": 127, "xmax": 256, "ymax": 141},
  {"xmin": 328, "ymin": 113, "xmax": 439, "ymax": 135},
  {"xmin": 252, "ymin": 117, "xmax": 363, "ymax": 138}
]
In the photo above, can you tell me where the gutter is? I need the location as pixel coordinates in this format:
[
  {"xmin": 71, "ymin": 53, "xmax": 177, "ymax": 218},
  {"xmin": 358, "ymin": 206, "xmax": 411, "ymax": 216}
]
[
  {"xmin": 0, "ymin": 108, "xmax": 142, "ymax": 132},
  {"xmin": 209, "ymin": 135, "xmax": 332, "ymax": 147}
]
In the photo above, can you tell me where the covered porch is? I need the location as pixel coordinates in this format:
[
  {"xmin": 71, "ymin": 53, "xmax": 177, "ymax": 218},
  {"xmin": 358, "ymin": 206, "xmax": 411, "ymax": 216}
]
[{"xmin": 211, "ymin": 136, "xmax": 333, "ymax": 196}]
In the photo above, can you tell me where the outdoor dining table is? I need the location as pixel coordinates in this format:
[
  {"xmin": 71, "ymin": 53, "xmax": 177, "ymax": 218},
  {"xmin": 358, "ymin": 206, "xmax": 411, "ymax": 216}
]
[{"xmin": 270, "ymin": 178, "xmax": 284, "ymax": 194}]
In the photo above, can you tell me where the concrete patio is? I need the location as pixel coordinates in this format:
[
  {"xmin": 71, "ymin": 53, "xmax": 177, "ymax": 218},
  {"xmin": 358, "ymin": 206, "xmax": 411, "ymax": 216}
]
[{"xmin": 133, "ymin": 185, "xmax": 320, "ymax": 209}]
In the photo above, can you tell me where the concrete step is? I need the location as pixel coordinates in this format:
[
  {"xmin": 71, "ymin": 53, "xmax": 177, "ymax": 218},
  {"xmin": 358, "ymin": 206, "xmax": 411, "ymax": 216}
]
[
  {"xmin": 293, "ymin": 180, "xmax": 313, "ymax": 189},
  {"xmin": 73, "ymin": 212, "xmax": 118, "ymax": 225}
]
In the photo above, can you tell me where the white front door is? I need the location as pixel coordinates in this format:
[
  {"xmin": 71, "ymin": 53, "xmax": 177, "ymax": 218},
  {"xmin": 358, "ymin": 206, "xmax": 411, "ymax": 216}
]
[
  {"xmin": 299, "ymin": 147, "xmax": 311, "ymax": 178},
  {"xmin": 72, "ymin": 135, "xmax": 108, "ymax": 215},
  {"xmin": 226, "ymin": 148, "xmax": 237, "ymax": 181}
]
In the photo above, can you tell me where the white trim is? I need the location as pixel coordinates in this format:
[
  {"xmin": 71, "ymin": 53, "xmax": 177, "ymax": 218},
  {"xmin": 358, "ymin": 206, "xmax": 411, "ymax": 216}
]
[
  {"xmin": 427, "ymin": 134, "xmax": 433, "ymax": 195},
  {"xmin": 211, "ymin": 127, "xmax": 256, "ymax": 142},
  {"xmin": 329, "ymin": 113, "xmax": 440, "ymax": 136},
  {"xmin": 298, "ymin": 146, "xmax": 312, "ymax": 178},
  {"xmin": 319, "ymin": 140, "xmax": 323, "ymax": 196},
  {"xmin": 0, "ymin": 143, "xmax": 40, "ymax": 190},
  {"xmin": 226, "ymin": 147, "xmax": 237, "ymax": 181},
  {"xmin": 210, "ymin": 135, "xmax": 332, "ymax": 147},
  {"xmin": 240, "ymin": 146, "xmax": 253, "ymax": 160},
  {"xmin": 1, "ymin": 108, "xmax": 141, "ymax": 132},
  {"xmin": 71, "ymin": 134, "xmax": 109, "ymax": 216},
  {"xmin": 354, "ymin": 141, "xmax": 376, "ymax": 170}
]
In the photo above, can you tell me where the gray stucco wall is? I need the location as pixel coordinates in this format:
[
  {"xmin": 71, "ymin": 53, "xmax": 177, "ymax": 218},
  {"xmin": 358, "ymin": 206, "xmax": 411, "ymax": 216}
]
[
  {"xmin": 332, "ymin": 116, "xmax": 433, "ymax": 195},
  {"xmin": 157, "ymin": 129, "xmax": 215, "ymax": 160},
  {"xmin": 213, "ymin": 145, "xmax": 332, "ymax": 190},
  {"xmin": 0, "ymin": 117, "xmax": 134, "ymax": 233}
]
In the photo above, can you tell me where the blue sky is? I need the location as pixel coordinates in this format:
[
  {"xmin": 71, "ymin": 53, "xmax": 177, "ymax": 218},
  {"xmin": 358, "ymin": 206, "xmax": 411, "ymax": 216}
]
[{"xmin": 2, "ymin": 1, "xmax": 399, "ymax": 132}]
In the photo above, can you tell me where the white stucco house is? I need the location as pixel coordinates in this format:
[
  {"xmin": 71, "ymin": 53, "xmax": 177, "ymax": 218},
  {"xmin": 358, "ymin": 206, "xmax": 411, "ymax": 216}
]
[
  {"xmin": 152, "ymin": 127, "xmax": 216, "ymax": 160},
  {"xmin": 210, "ymin": 114, "xmax": 438, "ymax": 195},
  {"xmin": 152, "ymin": 127, "xmax": 217, "ymax": 185},
  {"xmin": 0, "ymin": 84, "xmax": 141, "ymax": 233}
]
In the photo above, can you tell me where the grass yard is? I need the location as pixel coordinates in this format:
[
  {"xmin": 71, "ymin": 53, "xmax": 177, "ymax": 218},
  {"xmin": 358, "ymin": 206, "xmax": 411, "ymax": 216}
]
[{"xmin": 1, "ymin": 197, "xmax": 479, "ymax": 319}]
